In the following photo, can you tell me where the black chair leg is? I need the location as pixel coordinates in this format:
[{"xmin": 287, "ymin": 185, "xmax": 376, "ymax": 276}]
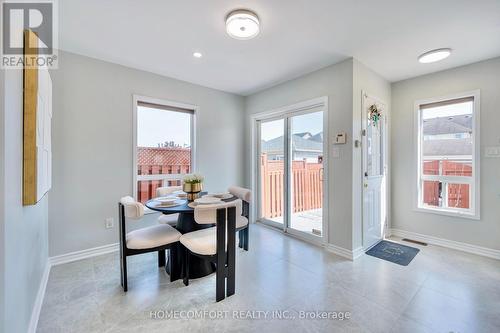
[
  {"xmin": 238, "ymin": 230, "xmax": 243, "ymax": 248},
  {"xmin": 158, "ymin": 250, "xmax": 166, "ymax": 267},
  {"xmin": 121, "ymin": 254, "xmax": 128, "ymax": 292},
  {"xmin": 243, "ymin": 227, "xmax": 249, "ymax": 251},
  {"xmin": 216, "ymin": 256, "xmax": 225, "ymax": 302},
  {"xmin": 183, "ymin": 249, "xmax": 190, "ymax": 286}
]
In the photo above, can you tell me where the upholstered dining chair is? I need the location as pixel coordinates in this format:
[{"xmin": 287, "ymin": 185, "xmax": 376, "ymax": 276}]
[
  {"xmin": 119, "ymin": 196, "xmax": 182, "ymax": 292},
  {"xmin": 156, "ymin": 186, "xmax": 182, "ymax": 226},
  {"xmin": 228, "ymin": 186, "xmax": 251, "ymax": 251},
  {"xmin": 179, "ymin": 200, "xmax": 241, "ymax": 302}
]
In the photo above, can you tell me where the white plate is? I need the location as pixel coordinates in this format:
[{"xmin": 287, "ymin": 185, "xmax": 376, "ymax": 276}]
[
  {"xmin": 211, "ymin": 192, "xmax": 229, "ymax": 198},
  {"xmin": 155, "ymin": 197, "xmax": 177, "ymax": 204},
  {"xmin": 204, "ymin": 193, "xmax": 233, "ymax": 200},
  {"xmin": 194, "ymin": 197, "xmax": 221, "ymax": 205}
]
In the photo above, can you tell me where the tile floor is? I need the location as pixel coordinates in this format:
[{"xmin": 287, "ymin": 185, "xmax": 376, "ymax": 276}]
[{"xmin": 38, "ymin": 224, "xmax": 500, "ymax": 333}]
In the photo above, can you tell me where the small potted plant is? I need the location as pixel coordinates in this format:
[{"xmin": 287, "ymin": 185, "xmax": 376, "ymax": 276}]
[{"xmin": 182, "ymin": 173, "xmax": 204, "ymax": 201}]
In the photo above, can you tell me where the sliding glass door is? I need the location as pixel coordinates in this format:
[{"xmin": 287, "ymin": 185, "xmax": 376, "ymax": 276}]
[
  {"xmin": 259, "ymin": 118, "xmax": 285, "ymax": 227},
  {"xmin": 289, "ymin": 111, "xmax": 324, "ymax": 237},
  {"xmin": 257, "ymin": 108, "xmax": 325, "ymax": 241}
]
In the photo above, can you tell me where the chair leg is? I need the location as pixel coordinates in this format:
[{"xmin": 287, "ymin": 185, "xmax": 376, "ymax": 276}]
[
  {"xmin": 183, "ymin": 248, "xmax": 190, "ymax": 286},
  {"xmin": 238, "ymin": 230, "xmax": 243, "ymax": 249},
  {"xmin": 167, "ymin": 246, "xmax": 176, "ymax": 282},
  {"xmin": 121, "ymin": 254, "xmax": 128, "ymax": 292},
  {"xmin": 158, "ymin": 250, "xmax": 166, "ymax": 267},
  {"xmin": 227, "ymin": 233, "xmax": 236, "ymax": 297},
  {"xmin": 243, "ymin": 227, "xmax": 249, "ymax": 251},
  {"xmin": 216, "ymin": 254, "xmax": 225, "ymax": 302}
]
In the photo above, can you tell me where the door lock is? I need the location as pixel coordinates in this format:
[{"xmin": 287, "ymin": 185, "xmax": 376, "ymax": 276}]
[{"xmin": 364, "ymin": 183, "xmax": 368, "ymax": 188}]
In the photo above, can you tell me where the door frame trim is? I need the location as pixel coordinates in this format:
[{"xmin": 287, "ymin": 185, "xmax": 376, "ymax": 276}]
[
  {"xmin": 361, "ymin": 91, "xmax": 389, "ymax": 250},
  {"xmin": 251, "ymin": 96, "xmax": 329, "ymax": 246}
]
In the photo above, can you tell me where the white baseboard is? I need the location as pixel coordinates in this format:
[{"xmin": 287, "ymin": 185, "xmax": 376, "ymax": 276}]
[
  {"xmin": 49, "ymin": 243, "xmax": 119, "ymax": 266},
  {"xmin": 29, "ymin": 243, "xmax": 120, "ymax": 332},
  {"xmin": 390, "ymin": 228, "xmax": 500, "ymax": 260},
  {"xmin": 28, "ymin": 259, "xmax": 50, "ymax": 333},
  {"xmin": 325, "ymin": 244, "xmax": 364, "ymax": 260}
]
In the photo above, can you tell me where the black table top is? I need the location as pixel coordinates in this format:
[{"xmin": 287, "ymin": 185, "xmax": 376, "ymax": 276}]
[{"xmin": 145, "ymin": 192, "xmax": 236, "ymax": 214}]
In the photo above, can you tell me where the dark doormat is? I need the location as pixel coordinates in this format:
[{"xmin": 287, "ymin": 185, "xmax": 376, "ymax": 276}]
[{"xmin": 366, "ymin": 240, "xmax": 419, "ymax": 266}]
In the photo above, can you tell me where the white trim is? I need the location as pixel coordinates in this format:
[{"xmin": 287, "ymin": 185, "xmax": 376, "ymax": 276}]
[
  {"xmin": 325, "ymin": 244, "xmax": 364, "ymax": 261},
  {"xmin": 30, "ymin": 243, "xmax": 120, "ymax": 332},
  {"xmin": 250, "ymin": 96, "xmax": 329, "ymax": 246},
  {"xmin": 390, "ymin": 228, "xmax": 500, "ymax": 260},
  {"xmin": 132, "ymin": 94, "xmax": 199, "ymax": 201},
  {"xmin": 27, "ymin": 260, "xmax": 50, "ymax": 333},
  {"xmin": 413, "ymin": 90, "xmax": 480, "ymax": 219},
  {"xmin": 49, "ymin": 243, "xmax": 119, "ymax": 266}
]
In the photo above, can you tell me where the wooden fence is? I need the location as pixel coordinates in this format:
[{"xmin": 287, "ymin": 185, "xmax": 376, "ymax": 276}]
[
  {"xmin": 260, "ymin": 154, "xmax": 323, "ymax": 219},
  {"xmin": 422, "ymin": 160, "xmax": 471, "ymax": 208}
]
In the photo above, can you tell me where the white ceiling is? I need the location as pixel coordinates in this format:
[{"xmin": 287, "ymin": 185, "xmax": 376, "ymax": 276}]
[{"xmin": 59, "ymin": 0, "xmax": 500, "ymax": 95}]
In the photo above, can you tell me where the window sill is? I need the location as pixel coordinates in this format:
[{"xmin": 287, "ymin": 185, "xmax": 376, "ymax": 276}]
[{"xmin": 414, "ymin": 206, "xmax": 480, "ymax": 220}]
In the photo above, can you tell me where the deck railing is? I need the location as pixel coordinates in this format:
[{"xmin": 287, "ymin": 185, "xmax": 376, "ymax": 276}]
[{"xmin": 260, "ymin": 154, "xmax": 323, "ymax": 219}]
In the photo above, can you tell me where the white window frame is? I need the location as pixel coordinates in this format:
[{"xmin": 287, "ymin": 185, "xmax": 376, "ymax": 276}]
[
  {"xmin": 132, "ymin": 95, "xmax": 198, "ymax": 206},
  {"xmin": 414, "ymin": 90, "xmax": 480, "ymax": 220}
]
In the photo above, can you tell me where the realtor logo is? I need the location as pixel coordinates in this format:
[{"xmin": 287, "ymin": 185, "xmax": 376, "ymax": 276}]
[{"xmin": 1, "ymin": 0, "xmax": 58, "ymax": 68}]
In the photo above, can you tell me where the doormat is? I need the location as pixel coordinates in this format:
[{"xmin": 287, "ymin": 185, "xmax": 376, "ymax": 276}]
[{"xmin": 366, "ymin": 240, "xmax": 419, "ymax": 266}]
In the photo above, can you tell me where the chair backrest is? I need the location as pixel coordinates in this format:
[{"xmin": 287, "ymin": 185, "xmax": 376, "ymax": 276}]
[
  {"xmin": 194, "ymin": 199, "xmax": 242, "ymax": 225},
  {"xmin": 119, "ymin": 196, "xmax": 145, "ymax": 219},
  {"xmin": 228, "ymin": 186, "xmax": 251, "ymax": 203},
  {"xmin": 156, "ymin": 186, "xmax": 182, "ymax": 197}
]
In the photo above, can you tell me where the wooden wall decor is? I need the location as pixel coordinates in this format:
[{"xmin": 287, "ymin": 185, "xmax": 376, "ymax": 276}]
[{"xmin": 23, "ymin": 30, "xmax": 53, "ymax": 205}]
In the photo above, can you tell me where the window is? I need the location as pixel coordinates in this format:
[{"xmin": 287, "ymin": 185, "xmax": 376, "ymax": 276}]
[
  {"xmin": 133, "ymin": 96, "xmax": 196, "ymax": 203},
  {"xmin": 415, "ymin": 91, "xmax": 480, "ymax": 218}
]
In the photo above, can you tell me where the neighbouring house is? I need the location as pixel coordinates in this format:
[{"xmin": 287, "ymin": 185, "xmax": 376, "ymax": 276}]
[{"xmin": 261, "ymin": 132, "xmax": 323, "ymax": 162}]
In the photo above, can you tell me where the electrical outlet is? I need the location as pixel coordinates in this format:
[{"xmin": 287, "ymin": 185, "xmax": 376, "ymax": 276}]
[
  {"xmin": 105, "ymin": 217, "xmax": 114, "ymax": 229},
  {"xmin": 485, "ymin": 146, "xmax": 500, "ymax": 158}
]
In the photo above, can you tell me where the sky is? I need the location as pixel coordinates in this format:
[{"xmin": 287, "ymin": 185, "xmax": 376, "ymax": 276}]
[
  {"xmin": 260, "ymin": 111, "xmax": 323, "ymax": 141},
  {"xmin": 422, "ymin": 101, "xmax": 472, "ymax": 119},
  {"xmin": 137, "ymin": 106, "xmax": 191, "ymax": 147}
]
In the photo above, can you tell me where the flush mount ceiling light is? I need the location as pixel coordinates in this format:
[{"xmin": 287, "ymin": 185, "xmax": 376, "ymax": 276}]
[
  {"xmin": 193, "ymin": 52, "xmax": 202, "ymax": 58},
  {"xmin": 225, "ymin": 9, "xmax": 260, "ymax": 40},
  {"xmin": 418, "ymin": 48, "xmax": 452, "ymax": 63}
]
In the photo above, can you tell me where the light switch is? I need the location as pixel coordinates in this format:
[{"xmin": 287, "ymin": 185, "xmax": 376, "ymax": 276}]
[
  {"xmin": 334, "ymin": 132, "xmax": 347, "ymax": 144},
  {"xmin": 485, "ymin": 146, "xmax": 500, "ymax": 158}
]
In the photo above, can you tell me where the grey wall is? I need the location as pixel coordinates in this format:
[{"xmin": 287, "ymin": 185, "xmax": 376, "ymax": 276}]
[
  {"xmin": 49, "ymin": 51, "xmax": 245, "ymax": 256},
  {"xmin": 245, "ymin": 59, "xmax": 355, "ymax": 250},
  {"xmin": 352, "ymin": 60, "xmax": 392, "ymax": 249},
  {"xmin": 391, "ymin": 57, "xmax": 500, "ymax": 250},
  {"xmin": 0, "ymin": 63, "xmax": 5, "ymax": 333},
  {"xmin": 1, "ymin": 69, "xmax": 49, "ymax": 333}
]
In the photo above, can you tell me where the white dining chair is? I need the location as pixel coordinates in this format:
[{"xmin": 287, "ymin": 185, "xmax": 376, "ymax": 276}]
[
  {"xmin": 119, "ymin": 196, "xmax": 182, "ymax": 292},
  {"xmin": 179, "ymin": 199, "xmax": 241, "ymax": 302},
  {"xmin": 228, "ymin": 186, "xmax": 251, "ymax": 251},
  {"xmin": 156, "ymin": 186, "xmax": 182, "ymax": 226}
]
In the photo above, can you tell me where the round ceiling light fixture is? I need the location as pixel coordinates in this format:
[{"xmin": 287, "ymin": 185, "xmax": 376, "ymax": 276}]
[
  {"xmin": 418, "ymin": 48, "xmax": 452, "ymax": 63},
  {"xmin": 225, "ymin": 9, "xmax": 260, "ymax": 40},
  {"xmin": 193, "ymin": 52, "xmax": 203, "ymax": 58}
]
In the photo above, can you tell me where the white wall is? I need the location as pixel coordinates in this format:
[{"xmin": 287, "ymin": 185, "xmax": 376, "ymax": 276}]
[
  {"xmin": 1, "ymin": 68, "xmax": 49, "ymax": 333},
  {"xmin": 391, "ymin": 57, "xmax": 500, "ymax": 250},
  {"xmin": 245, "ymin": 59, "xmax": 355, "ymax": 250},
  {"xmin": 49, "ymin": 51, "xmax": 245, "ymax": 256},
  {"xmin": 352, "ymin": 60, "xmax": 391, "ymax": 249}
]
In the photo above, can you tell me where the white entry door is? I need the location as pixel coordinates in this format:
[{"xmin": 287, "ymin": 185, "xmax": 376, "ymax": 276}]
[{"xmin": 362, "ymin": 93, "xmax": 387, "ymax": 250}]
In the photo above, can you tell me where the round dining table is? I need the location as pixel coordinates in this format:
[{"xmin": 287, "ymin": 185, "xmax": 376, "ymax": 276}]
[{"xmin": 145, "ymin": 193, "xmax": 235, "ymax": 280}]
